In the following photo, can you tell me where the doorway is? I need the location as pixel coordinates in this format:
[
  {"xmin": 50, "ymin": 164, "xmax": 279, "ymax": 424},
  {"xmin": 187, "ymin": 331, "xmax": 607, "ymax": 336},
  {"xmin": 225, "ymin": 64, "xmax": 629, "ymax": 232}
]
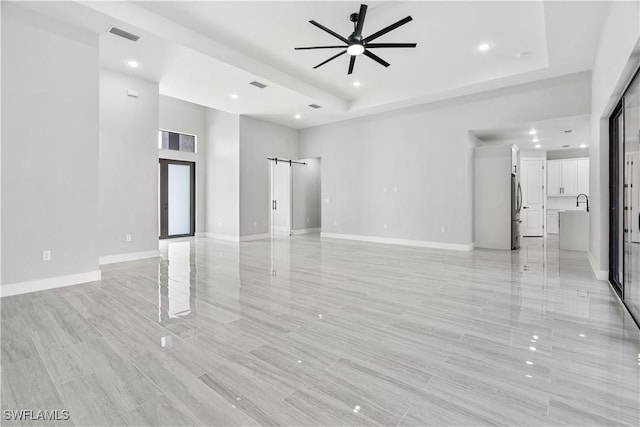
[
  {"xmin": 520, "ymin": 158, "xmax": 545, "ymax": 237},
  {"xmin": 159, "ymin": 159, "xmax": 195, "ymax": 239}
]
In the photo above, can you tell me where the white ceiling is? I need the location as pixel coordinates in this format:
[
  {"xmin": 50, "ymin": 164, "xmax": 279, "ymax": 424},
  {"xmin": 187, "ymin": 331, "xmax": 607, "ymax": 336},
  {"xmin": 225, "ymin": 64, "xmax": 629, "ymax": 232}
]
[
  {"xmin": 472, "ymin": 114, "xmax": 591, "ymax": 152},
  {"xmin": 20, "ymin": 1, "xmax": 608, "ymax": 129}
]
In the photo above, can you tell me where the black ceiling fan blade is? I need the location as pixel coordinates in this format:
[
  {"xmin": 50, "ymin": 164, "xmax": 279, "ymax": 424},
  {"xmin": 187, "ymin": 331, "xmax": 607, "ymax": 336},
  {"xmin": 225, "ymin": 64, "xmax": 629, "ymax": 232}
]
[
  {"xmin": 309, "ymin": 20, "xmax": 349, "ymax": 44},
  {"xmin": 295, "ymin": 45, "xmax": 347, "ymax": 50},
  {"xmin": 354, "ymin": 4, "xmax": 368, "ymax": 37},
  {"xmin": 365, "ymin": 43, "xmax": 417, "ymax": 48},
  {"xmin": 363, "ymin": 16, "xmax": 413, "ymax": 43},
  {"xmin": 363, "ymin": 50, "xmax": 390, "ymax": 67},
  {"xmin": 313, "ymin": 50, "xmax": 347, "ymax": 69},
  {"xmin": 348, "ymin": 56, "xmax": 356, "ymax": 74}
]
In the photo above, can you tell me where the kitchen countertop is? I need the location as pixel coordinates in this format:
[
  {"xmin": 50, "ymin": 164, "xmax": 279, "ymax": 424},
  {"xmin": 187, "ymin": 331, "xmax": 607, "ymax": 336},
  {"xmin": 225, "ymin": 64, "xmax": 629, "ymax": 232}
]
[{"xmin": 559, "ymin": 210, "xmax": 589, "ymax": 251}]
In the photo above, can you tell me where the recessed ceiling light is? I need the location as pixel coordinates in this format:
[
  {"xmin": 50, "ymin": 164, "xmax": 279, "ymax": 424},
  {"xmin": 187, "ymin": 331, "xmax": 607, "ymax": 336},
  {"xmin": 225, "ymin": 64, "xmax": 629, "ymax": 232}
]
[
  {"xmin": 230, "ymin": 93, "xmax": 238, "ymax": 99},
  {"xmin": 532, "ymin": 137, "xmax": 539, "ymax": 142},
  {"xmin": 580, "ymin": 143, "xmax": 587, "ymax": 148},
  {"xmin": 529, "ymin": 129, "xmax": 537, "ymax": 135},
  {"xmin": 478, "ymin": 43, "xmax": 490, "ymax": 52},
  {"xmin": 353, "ymin": 81, "xmax": 361, "ymax": 87},
  {"xmin": 534, "ymin": 144, "xmax": 541, "ymax": 149},
  {"xmin": 127, "ymin": 60, "xmax": 139, "ymax": 68},
  {"xmin": 294, "ymin": 114, "xmax": 301, "ymax": 119}
]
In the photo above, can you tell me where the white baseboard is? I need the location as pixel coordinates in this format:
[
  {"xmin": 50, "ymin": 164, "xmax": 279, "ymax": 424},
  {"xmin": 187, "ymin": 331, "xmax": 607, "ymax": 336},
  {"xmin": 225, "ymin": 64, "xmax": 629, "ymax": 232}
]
[
  {"xmin": 588, "ymin": 251, "xmax": 608, "ymax": 281},
  {"xmin": 1, "ymin": 270, "xmax": 102, "ymax": 298},
  {"xmin": 291, "ymin": 228, "xmax": 320, "ymax": 235},
  {"xmin": 202, "ymin": 232, "xmax": 239, "ymax": 242},
  {"xmin": 194, "ymin": 232, "xmax": 208, "ymax": 237},
  {"xmin": 240, "ymin": 233, "xmax": 270, "ymax": 242},
  {"xmin": 321, "ymin": 232, "xmax": 474, "ymax": 251},
  {"xmin": 99, "ymin": 250, "xmax": 160, "ymax": 265}
]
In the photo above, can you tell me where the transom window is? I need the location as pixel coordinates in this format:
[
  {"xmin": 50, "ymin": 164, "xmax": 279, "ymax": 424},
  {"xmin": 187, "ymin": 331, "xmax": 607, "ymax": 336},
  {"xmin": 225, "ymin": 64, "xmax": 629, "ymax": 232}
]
[{"xmin": 159, "ymin": 130, "xmax": 196, "ymax": 153}]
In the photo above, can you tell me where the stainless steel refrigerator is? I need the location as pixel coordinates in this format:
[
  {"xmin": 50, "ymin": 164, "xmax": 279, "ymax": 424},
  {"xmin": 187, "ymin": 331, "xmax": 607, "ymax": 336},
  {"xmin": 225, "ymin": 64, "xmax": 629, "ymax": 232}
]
[{"xmin": 511, "ymin": 173, "xmax": 522, "ymax": 249}]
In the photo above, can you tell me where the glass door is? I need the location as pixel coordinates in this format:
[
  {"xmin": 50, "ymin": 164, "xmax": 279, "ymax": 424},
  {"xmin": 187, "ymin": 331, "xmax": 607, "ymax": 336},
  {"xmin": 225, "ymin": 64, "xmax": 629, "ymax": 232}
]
[
  {"xmin": 610, "ymin": 104, "xmax": 624, "ymax": 296},
  {"xmin": 610, "ymin": 69, "xmax": 640, "ymax": 325},
  {"xmin": 624, "ymin": 75, "xmax": 640, "ymax": 321},
  {"xmin": 159, "ymin": 159, "xmax": 195, "ymax": 239}
]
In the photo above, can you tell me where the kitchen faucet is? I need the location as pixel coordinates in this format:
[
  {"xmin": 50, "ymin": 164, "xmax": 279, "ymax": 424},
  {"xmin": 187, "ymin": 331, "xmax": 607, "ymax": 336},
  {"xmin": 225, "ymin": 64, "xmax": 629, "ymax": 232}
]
[{"xmin": 576, "ymin": 193, "xmax": 589, "ymax": 212}]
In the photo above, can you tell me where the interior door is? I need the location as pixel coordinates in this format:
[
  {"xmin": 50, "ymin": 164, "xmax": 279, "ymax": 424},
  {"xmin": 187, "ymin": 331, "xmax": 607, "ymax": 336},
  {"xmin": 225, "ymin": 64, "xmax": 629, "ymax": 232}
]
[
  {"xmin": 159, "ymin": 159, "xmax": 195, "ymax": 239},
  {"xmin": 270, "ymin": 160, "xmax": 291, "ymax": 237},
  {"xmin": 521, "ymin": 159, "xmax": 545, "ymax": 237}
]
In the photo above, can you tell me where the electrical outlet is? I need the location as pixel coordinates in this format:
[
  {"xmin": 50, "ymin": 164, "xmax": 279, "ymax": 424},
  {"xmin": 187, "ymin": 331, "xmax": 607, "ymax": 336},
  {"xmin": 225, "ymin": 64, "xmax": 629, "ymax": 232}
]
[
  {"xmin": 218, "ymin": 221, "xmax": 223, "ymax": 228},
  {"xmin": 393, "ymin": 186, "xmax": 398, "ymax": 193},
  {"xmin": 42, "ymin": 250, "xmax": 51, "ymax": 261},
  {"xmin": 307, "ymin": 217, "xmax": 310, "ymax": 223},
  {"xmin": 126, "ymin": 234, "xmax": 132, "ymax": 242},
  {"xmin": 334, "ymin": 220, "xmax": 338, "ymax": 226},
  {"xmin": 383, "ymin": 223, "xmax": 388, "ymax": 230},
  {"xmin": 383, "ymin": 186, "xmax": 388, "ymax": 193},
  {"xmin": 253, "ymin": 221, "xmax": 257, "ymax": 227},
  {"xmin": 440, "ymin": 226, "xmax": 446, "ymax": 234}
]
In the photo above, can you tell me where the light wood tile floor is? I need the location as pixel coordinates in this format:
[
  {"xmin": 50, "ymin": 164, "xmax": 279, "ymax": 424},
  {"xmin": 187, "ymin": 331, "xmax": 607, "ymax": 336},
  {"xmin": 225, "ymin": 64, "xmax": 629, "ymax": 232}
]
[{"xmin": 2, "ymin": 235, "xmax": 639, "ymax": 426}]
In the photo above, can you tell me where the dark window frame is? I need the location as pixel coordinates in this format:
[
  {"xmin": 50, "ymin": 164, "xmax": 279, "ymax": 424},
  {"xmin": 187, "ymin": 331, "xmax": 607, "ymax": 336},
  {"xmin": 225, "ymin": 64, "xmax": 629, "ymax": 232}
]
[
  {"xmin": 159, "ymin": 159, "xmax": 196, "ymax": 239},
  {"xmin": 159, "ymin": 129, "xmax": 197, "ymax": 153}
]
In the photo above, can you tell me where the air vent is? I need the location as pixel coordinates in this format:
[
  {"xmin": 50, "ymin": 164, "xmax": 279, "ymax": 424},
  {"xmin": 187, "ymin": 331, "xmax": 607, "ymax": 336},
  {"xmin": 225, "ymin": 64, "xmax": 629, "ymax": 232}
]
[
  {"xmin": 108, "ymin": 26, "xmax": 140, "ymax": 42},
  {"xmin": 562, "ymin": 144, "xmax": 571, "ymax": 148},
  {"xmin": 249, "ymin": 81, "xmax": 268, "ymax": 89},
  {"xmin": 308, "ymin": 104, "xmax": 322, "ymax": 109},
  {"xmin": 563, "ymin": 129, "xmax": 574, "ymax": 134}
]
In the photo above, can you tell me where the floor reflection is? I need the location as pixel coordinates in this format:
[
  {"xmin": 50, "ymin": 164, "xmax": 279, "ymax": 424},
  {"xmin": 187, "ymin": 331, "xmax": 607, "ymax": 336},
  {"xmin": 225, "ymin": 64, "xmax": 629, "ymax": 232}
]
[
  {"xmin": 2, "ymin": 234, "xmax": 638, "ymax": 426},
  {"xmin": 158, "ymin": 239, "xmax": 197, "ymax": 323}
]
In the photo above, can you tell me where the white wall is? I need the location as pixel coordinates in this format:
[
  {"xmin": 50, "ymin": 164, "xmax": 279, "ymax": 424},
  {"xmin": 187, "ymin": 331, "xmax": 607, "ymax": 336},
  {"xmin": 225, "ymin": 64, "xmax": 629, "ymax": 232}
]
[
  {"xmin": 99, "ymin": 71, "xmax": 159, "ymax": 261},
  {"xmin": 590, "ymin": 1, "xmax": 640, "ymax": 276},
  {"xmin": 239, "ymin": 116, "xmax": 298, "ymax": 237},
  {"xmin": 159, "ymin": 95, "xmax": 206, "ymax": 233},
  {"xmin": 206, "ymin": 109, "xmax": 240, "ymax": 239},
  {"xmin": 293, "ymin": 157, "xmax": 321, "ymax": 231},
  {"xmin": 1, "ymin": 3, "xmax": 100, "ymax": 287},
  {"xmin": 547, "ymin": 148, "xmax": 588, "ymax": 160},
  {"xmin": 520, "ymin": 149, "xmax": 546, "ymax": 159},
  {"xmin": 475, "ymin": 145, "xmax": 512, "ymax": 250},
  {"xmin": 300, "ymin": 72, "xmax": 591, "ymax": 248}
]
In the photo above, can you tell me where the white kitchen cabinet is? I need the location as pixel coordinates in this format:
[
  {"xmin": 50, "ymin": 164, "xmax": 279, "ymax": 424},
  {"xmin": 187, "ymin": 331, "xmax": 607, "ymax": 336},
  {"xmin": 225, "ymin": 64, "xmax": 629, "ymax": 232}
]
[
  {"xmin": 547, "ymin": 210, "xmax": 559, "ymax": 234},
  {"xmin": 562, "ymin": 160, "xmax": 578, "ymax": 195},
  {"xmin": 547, "ymin": 161, "xmax": 562, "ymax": 195},
  {"xmin": 547, "ymin": 158, "xmax": 589, "ymax": 196},
  {"xmin": 577, "ymin": 158, "xmax": 589, "ymax": 195}
]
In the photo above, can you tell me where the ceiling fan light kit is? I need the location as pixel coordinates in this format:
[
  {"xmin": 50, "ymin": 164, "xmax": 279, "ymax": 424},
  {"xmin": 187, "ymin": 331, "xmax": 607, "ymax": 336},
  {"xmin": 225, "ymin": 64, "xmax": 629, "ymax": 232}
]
[{"xmin": 295, "ymin": 4, "xmax": 417, "ymax": 75}]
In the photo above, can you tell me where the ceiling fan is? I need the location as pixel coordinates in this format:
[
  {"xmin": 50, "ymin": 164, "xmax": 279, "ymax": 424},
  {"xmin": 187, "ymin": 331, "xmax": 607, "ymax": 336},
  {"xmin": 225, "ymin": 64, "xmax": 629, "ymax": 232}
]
[{"xmin": 295, "ymin": 4, "xmax": 416, "ymax": 75}]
